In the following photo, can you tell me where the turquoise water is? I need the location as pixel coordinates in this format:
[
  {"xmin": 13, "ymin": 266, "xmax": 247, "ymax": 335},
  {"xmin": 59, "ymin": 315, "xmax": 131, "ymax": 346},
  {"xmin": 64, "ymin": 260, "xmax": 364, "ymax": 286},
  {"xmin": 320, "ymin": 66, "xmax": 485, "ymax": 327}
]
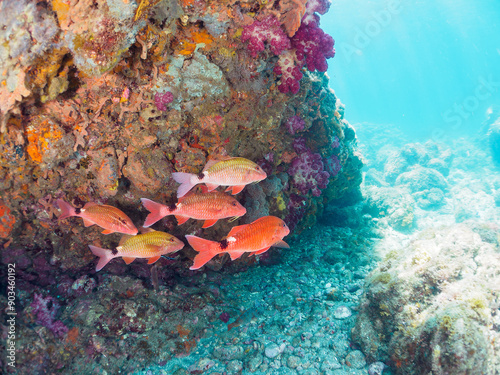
[{"xmin": 324, "ymin": 0, "xmax": 500, "ymax": 140}]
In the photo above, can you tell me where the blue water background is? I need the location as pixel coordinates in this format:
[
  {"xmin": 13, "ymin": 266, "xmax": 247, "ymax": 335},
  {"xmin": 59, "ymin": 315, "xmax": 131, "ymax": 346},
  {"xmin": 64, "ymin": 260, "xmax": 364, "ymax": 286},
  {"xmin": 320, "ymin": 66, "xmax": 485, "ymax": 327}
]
[{"xmin": 323, "ymin": 0, "xmax": 500, "ymax": 140}]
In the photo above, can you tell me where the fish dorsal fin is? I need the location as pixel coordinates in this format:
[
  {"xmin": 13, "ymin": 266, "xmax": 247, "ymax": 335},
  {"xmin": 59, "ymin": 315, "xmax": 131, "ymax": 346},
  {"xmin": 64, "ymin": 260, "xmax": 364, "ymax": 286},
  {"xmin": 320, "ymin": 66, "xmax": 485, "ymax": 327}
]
[
  {"xmin": 273, "ymin": 240, "xmax": 290, "ymax": 249},
  {"xmin": 227, "ymin": 224, "xmax": 248, "ymax": 238},
  {"xmin": 83, "ymin": 218, "xmax": 94, "ymax": 227},
  {"xmin": 202, "ymin": 159, "xmax": 220, "ymax": 172},
  {"xmin": 122, "ymin": 257, "xmax": 135, "ymax": 264},
  {"xmin": 139, "ymin": 227, "xmax": 156, "ymax": 234},
  {"xmin": 147, "ymin": 255, "xmax": 161, "ymax": 264},
  {"xmin": 83, "ymin": 202, "xmax": 98, "ymax": 208},
  {"xmin": 119, "ymin": 234, "xmax": 134, "ymax": 246},
  {"xmin": 175, "ymin": 215, "xmax": 189, "ymax": 225}
]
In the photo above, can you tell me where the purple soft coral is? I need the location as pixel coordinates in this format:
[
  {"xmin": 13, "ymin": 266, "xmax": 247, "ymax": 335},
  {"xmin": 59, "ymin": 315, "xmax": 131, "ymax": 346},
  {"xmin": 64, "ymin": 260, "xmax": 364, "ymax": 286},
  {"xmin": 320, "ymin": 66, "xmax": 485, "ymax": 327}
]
[
  {"xmin": 30, "ymin": 293, "xmax": 68, "ymax": 337},
  {"xmin": 289, "ymin": 138, "xmax": 330, "ymax": 197},
  {"xmin": 241, "ymin": 15, "xmax": 291, "ymax": 57},
  {"xmin": 154, "ymin": 91, "xmax": 174, "ymax": 111},
  {"xmin": 292, "ymin": 22, "xmax": 335, "ymax": 73},
  {"xmin": 284, "ymin": 115, "xmax": 305, "ymax": 135},
  {"xmin": 274, "ymin": 51, "xmax": 304, "ymax": 94}
]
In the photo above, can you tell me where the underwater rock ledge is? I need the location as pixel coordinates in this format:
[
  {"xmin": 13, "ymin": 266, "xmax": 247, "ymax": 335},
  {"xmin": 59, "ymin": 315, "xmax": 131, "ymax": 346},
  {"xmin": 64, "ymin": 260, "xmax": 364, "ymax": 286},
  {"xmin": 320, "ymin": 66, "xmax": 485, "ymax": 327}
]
[{"xmin": 0, "ymin": 1, "xmax": 362, "ymax": 373}]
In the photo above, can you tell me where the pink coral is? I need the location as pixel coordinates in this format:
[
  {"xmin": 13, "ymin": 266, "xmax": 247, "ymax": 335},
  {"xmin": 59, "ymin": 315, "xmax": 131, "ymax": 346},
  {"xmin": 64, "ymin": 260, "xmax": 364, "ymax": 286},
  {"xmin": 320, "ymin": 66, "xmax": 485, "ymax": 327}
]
[
  {"xmin": 288, "ymin": 138, "xmax": 330, "ymax": 196},
  {"xmin": 292, "ymin": 22, "xmax": 335, "ymax": 72},
  {"xmin": 302, "ymin": 0, "xmax": 332, "ymax": 26},
  {"xmin": 154, "ymin": 91, "xmax": 174, "ymax": 111},
  {"xmin": 274, "ymin": 51, "xmax": 304, "ymax": 94},
  {"xmin": 30, "ymin": 293, "xmax": 68, "ymax": 337},
  {"xmin": 284, "ymin": 115, "xmax": 305, "ymax": 134},
  {"xmin": 241, "ymin": 16, "xmax": 291, "ymax": 57}
]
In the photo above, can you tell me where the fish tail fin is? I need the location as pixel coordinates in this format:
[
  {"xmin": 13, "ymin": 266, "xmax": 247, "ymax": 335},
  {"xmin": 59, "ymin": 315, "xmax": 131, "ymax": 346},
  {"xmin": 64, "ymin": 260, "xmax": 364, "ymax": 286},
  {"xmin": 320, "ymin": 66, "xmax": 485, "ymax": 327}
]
[
  {"xmin": 141, "ymin": 198, "xmax": 169, "ymax": 227},
  {"xmin": 172, "ymin": 172, "xmax": 198, "ymax": 198},
  {"xmin": 186, "ymin": 235, "xmax": 220, "ymax": 270},
  {"xmin": 89, "ymin": 245, "xmax": 115, "ymax": 271},
  {"xmin": 56, "ymin": 199, "xmax": 76, "ymax": 220}
]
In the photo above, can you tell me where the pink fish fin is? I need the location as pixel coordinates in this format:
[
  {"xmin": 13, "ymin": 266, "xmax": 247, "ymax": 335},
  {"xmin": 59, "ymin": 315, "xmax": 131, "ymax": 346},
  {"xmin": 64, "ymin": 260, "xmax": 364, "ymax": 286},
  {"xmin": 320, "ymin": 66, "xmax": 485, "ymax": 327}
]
[
  {"xmin": 205, "ymin": 183, "xmax": 219, "ymax": 192},
  {"xmin": 139, "ymin": 227, "xmax": 156, "ymax": 234},
  {"xmin": 172, "ymin": 172, "xmax": 197, "ymax": 198},
  {"xmin": 101, "ymin": 229, "xmax": 114, "ymax": 235},
  {"xmin": 175, "ymin": 215, "xmax": 189, "ymax": 225},
  {"xmin": 229, "ymin": 250, "xmax": 246, "ymax": 260},
  {"xmin": 202, "ymin": 159, "xmax": 220, "ymax": 172},
  {"xmin": 118, "ymin": 235, "xmax": 133, "ymax": 246},
  {"xmin": 83, "ymin": 202, "xmax": 98, "ymax": 208},
  {"xmin": 186, "ymin": 235, "xmax": 221, "ymax": 270},
  {"xmin": 147, "ymin": 255, "xmax": 161, "ymax": 264},
  {"xmin": 198, "ymin": 185, "xmax": 209, "ymax": 194},
  {"xmin": 227, "ymin": 224, "xmax": 248, "ymax": 237},
  {"xmin": 122, "ymin": 257, "xmax": 135, "ymax": 265},
  {"xmin": 56, "ymin": 199, "xmax": 76, "ymax": 220},
  {"xmin": 88, "ymin": 245, "xmax": 116, "ymax": 272},
  {"xmin": 83, "ymin": 218, "xmax": 94, "ymax": 227},
  {"xmin": 141, "ymin": 198, "xmax": 169, "ymax": 227},
  {"xmin": 252, "ymin": 246, "xmax": 271, "ymax": 256},
  {"xmin": 202, "ymin": 219, "xmax": 218, "ymax": 228},
  {"xmin": 230, "ymin": 185, "xmax": 246, "ymax": 195},
  {"xmin": 273, "ymin": 240, "xmax": 290, "ymax": 249}
]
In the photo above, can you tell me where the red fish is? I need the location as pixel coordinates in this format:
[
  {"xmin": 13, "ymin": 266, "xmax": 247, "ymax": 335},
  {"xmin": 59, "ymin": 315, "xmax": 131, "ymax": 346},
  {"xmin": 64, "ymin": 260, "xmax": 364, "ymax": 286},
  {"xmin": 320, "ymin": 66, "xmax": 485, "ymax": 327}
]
[
  {"xmin": 186, "ymin": 216, "xmax": 290, "ymax": 270},
  {"xmin": 141, "ymin": 190, "xmax": 247, "ymax": 228},
  {"xmin": 56, "ymin": 199, "xmax": 138, "ymax": 235},
  {"xmin": 89, "ymin": 230, "xmax": 184, "ymax": 271},
  {"xmin": 172, "ymin": 156, "xmax": 267, "ymax": 198}
]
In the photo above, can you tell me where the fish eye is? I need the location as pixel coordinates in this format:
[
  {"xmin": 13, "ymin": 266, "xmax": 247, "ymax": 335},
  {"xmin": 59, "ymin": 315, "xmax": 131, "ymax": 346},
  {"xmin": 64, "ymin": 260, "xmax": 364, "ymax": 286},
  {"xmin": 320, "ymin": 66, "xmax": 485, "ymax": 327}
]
[
  {"xmin": 232, "ymin": 202, "xmax": 237, "ymax": 206},
  {"xmin": 170, "ymin": 238, "xmax": 175, "ymax": 242}
]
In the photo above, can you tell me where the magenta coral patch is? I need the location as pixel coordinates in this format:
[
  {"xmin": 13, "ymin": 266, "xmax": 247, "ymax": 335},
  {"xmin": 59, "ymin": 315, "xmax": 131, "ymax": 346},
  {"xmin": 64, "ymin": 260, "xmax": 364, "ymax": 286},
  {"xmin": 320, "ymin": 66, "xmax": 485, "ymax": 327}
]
[
  {"xmin": 289, "ymin": 138, "xmax": 330, "ymax": 197},
  {"xmin": 292, "ymin": 22, "xmax": 335, "ymax": 73},
  {"xmin": 154, "ymin": 91, "xmax": 174, "ymax": 111},
  {"xmin": 285, "ymin": 115, "xmax": 305, "ymax": 134},
  {"xmin": 241, "ymin": 16, "xmax": 291, "ymax": 57}
]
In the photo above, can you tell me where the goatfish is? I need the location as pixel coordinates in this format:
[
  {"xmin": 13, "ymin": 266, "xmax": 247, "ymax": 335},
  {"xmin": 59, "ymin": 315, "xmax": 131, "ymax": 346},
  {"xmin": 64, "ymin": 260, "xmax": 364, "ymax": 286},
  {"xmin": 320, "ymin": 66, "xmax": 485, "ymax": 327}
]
[
  {"xmin": 186, "ymin": 216, "xmax": 290, "ymax": 270},
  {"xmin": 141, "ymin": 189, "xmax": 247, "ymax": 228},
  {"xmin": 89, "ymin": 229, "xmax": 184, "ymax": 271},
  {"xmin": 56, "ymin": 199, "xmax": 138, "ymax": 235},
  {"xmin": 172, "ymin": 156, "xmax": 267, "ymax": 198}
]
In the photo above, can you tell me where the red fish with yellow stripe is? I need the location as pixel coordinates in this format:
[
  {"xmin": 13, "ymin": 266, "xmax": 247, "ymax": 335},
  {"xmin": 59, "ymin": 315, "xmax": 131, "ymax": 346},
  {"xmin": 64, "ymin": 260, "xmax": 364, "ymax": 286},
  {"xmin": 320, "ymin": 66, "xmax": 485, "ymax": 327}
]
[
  {"xmin": 141, "ymin": 188, "xmax": 247, "ymax": 228},
  {"xmin": 172, "ymin": 156, "xmax": 267, "ymax": 198},
  {"xmin": 186, "ymin": 216, "xmax": 290, "ymax": 270},
  {"xmin": 56, "ymin": 199, "xmax": 138, "ymax": 235},
  {"xmin": 89, "ymin": 229, "xmax": 184, "ymax": 271}
]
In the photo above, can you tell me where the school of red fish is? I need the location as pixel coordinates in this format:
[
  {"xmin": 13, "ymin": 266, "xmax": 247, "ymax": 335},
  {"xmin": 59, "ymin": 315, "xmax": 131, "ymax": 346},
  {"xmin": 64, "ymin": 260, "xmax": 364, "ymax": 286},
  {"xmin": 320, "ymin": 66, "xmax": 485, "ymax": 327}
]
[{"xmin": 56, "ymin": 156, "xmax": 290, "ymax": 271}]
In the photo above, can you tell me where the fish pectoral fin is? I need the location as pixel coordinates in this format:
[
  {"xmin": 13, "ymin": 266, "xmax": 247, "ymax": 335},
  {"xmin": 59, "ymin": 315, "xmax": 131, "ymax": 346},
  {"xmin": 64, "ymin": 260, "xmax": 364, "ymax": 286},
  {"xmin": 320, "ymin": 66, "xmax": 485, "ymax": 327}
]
[
  {"xmin": 229, "ymin": 251, "xmax": 246, "ymax": 260},
  {"xmin": 205, "ymin": 183, "xmax": 219, "ymax": 192},
  {"xmin": 229, "ymin": 185, "xmax": 245, "ymax": 195},
  {"xmin": 227, "ymin": 224, "xmax": 248, "ymax": 237},
  {"xmin": 147, "ymin": 255, "xmax": 161, "ymax": 264},
  {"xmin": 202, "ymin": 219, "xmax": 218, "ymax": 228},
  {"xmin": 83, "ymin": 218, "xmax": 94, "ymax": 227},
  {"xmin": 101, "ymin": 229, "xmax": 114, "ymax": 235},
  {"xmin": 175, "ymin": 215, "xmax": 189, "ymax": 225},
  {"xmin": 252, "ymin": 246, "xmax": 271, "ymax": 256},
  {"xmin": 273, "ymin": 240, "xmax": 290, "ymax": 249},
  {"xmin": 122, "ymin": 257, "xmax": 135, "ymax": 264}
]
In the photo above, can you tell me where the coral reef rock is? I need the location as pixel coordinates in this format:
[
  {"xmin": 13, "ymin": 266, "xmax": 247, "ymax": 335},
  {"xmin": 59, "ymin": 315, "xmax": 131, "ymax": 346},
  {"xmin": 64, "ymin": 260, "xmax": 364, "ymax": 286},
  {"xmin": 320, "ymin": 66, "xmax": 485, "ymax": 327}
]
[{"xmin": 353, "ymin": 224, "xmax": 500, "ymax": 375}]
